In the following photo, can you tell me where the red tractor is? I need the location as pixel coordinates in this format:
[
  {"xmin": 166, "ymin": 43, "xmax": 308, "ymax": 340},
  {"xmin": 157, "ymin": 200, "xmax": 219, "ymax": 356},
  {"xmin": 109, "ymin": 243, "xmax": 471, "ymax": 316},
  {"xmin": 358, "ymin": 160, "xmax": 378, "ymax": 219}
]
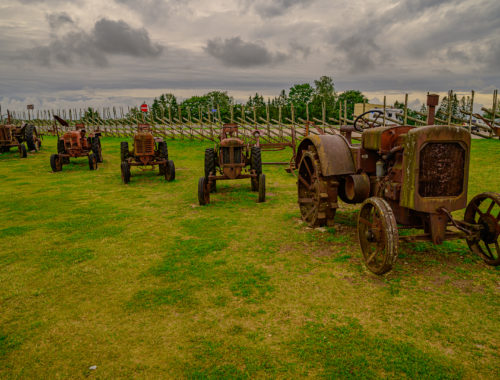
[
  {"xmin": 296, "ymin": 94, "xmax": 500, "ymax": 274},
  {"xmin": 198, "ymin": 123, "xmax": 265, "ymax": 205},
  {"xmin": 120, "ymin": 124, "xmax": 175, "ymax": 184},
  {"xmin": 50, "ymin": 116, "xmax": 102, "ymax": 172},
  {"xmin": 0, "ymin": 115, "xmax": 42, "ymax": 157}
]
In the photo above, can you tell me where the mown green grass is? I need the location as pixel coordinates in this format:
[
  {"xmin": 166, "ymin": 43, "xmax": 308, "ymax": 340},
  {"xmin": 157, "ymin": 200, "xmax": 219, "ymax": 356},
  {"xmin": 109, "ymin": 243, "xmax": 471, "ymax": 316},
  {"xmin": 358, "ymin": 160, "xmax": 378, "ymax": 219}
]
[{"xmin": 0, "ymin": 136, "xmax": 499, "ymax": 378}]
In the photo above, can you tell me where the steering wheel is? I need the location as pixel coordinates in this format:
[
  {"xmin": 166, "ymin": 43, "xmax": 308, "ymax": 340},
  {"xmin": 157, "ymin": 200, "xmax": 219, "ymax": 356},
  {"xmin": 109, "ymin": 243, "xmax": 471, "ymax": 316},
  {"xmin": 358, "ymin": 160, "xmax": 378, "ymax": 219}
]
[{"xmin": 353, "ymin": 110, "xmax": 384, "ymax": 132}]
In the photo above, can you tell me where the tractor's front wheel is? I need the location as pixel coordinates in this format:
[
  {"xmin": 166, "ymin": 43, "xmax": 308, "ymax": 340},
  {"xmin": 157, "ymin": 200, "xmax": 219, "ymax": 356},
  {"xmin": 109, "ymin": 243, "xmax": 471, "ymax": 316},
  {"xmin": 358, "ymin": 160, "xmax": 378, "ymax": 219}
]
[
  {"xmin": 198, "ymin": 177, "xmax": 210, "ymax": 206},
  {"xmin": 121, "ymin": 161, "xmax": 131, "ymax": 184},
  {"xmin": 357, "ymin": 197, "xmax": 398, "ymax": 275},
  {"xmin": 19, "ymin": 144, "xmax": 27, "ymax": 158},
  {"xmin": 165, "ymin": 160, "xmax": 175, "ymax": 182},
  {"xmin": 50, "ymin": 154, "xmax": 63, "ymax": 172},
  {"xmin": 258, "ymin": 173, "xmax": 266, "ymax": 203},
  {"xmin": 88, "ymin": 153, "xmax": 98, "ymax": 170}
]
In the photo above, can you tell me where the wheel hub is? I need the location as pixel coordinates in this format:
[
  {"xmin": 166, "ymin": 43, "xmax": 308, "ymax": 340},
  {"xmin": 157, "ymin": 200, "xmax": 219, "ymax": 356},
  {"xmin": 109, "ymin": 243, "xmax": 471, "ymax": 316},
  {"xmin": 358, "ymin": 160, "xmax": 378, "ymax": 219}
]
[{"xmin": 480, "ymin": 214, "xmax": 498, "ymax": 244}]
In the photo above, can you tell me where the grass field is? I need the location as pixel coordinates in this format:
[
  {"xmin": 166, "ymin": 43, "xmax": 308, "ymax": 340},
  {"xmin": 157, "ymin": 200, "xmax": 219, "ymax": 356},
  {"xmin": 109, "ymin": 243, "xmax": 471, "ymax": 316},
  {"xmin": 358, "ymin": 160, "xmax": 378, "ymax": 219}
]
[{"xmin": 0, "ymin": 136, "xmax": 499, "ymax": 379}]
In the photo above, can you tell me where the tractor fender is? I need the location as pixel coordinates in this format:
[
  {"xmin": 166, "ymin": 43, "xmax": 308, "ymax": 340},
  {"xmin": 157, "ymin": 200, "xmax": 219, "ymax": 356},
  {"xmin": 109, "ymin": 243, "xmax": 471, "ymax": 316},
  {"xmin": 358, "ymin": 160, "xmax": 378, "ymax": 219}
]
[{"xmin": 296, "ymin": 134, "xmax": 355, "ymax": 176}]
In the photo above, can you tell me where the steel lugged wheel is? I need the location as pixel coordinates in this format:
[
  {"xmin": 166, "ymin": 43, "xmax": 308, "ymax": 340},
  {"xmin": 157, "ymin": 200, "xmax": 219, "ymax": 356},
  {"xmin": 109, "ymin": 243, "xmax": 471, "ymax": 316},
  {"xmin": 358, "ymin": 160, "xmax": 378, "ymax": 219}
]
[
  {"xmin": 120, "ymin": 141, "xmax": 129, "ymax": 162},
  {"xmin": 19, "ymin": 144, "xmax": 27, "ymax": 158},
  {"xmin": 258, "ymin": 173, "xmax": 266, "ymax": 203},
  {"xmin": 25, "ymin": 124, "xmax": 38, "ymax": 151},
  {"xmin": 92, "ymin": 137, "xmax": 103, "ymax": 163},
  {"xmin": 198, "ymin": 177, "xmax": 210, "ymax": 206},
  {"xmin": 297, "ymin": 150, "xmax": 335, "ymax": 227},
  {"xmin": 251, "ymin": 146, "xmax": 262, "ymax": 175},
  {"xmin": 358, "ymin": 197, "xmax": 398, "ymax": 275},
  {"xmin": 165, "ymin": 160, "xmax": 175, "ymax": 181},
  {"xmin": 50, "ymin": 154, "xmax": 62, "ymax": 172},
  {"xmin": 88, "ymin": 153, "xmax": 97, "ymax": 170},
  {"xmin": 464, "ymin": 192, "xmax": 500, "ymax": 266},
  {"xmin": 158, "ymin": 141, "xmax": 168, "ymax": 160},
  {"xmin": 121, "ymin": 161, "xmax": 131, "ymax": 184}
]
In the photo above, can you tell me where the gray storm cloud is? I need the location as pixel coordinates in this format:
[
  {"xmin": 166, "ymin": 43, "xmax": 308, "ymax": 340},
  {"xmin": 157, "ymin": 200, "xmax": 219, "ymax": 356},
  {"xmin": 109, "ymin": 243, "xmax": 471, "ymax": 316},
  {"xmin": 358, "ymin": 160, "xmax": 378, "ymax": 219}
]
[
  {"xmin": 17, "ymin": 18, "xmax": 163, "ymax": 67},
  {"xmin": 205, "ymin": 37, "xmax": 287, "ymax": 67},
  {"xmin": 246, "ymin": 0, "xmax": 315, "ymax": 18},
  {"xmin": 46, "ymin": 12, "xmax": 73, "ymax": 29}
]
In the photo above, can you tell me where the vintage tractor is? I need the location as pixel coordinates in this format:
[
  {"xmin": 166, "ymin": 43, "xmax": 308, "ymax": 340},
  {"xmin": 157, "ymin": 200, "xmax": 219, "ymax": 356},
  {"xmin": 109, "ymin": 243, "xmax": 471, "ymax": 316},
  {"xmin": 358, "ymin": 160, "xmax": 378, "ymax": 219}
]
[
  {"xmin": 296, "ymin": 94, "xmax": 500, "ymax": 274},
  {"xmin": 50, "ymin": 115, "xmax": 102, "ymax": 172},
  {"xmin": 0, "ymin": 115, "xmax": 42, "ymax": 157},
  {"xmin": 198, "ymin": 123, "xmax": 265, "ymax": 205},
  {"xmin": 120, "ymin": 124, "xmax": 175, "ymax": 184}
]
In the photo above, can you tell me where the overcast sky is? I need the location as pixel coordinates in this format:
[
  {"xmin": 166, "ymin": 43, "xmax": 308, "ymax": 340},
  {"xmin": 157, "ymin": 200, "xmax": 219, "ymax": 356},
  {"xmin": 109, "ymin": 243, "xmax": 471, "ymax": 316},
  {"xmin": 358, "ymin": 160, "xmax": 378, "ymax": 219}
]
[{"xmin": 0, "ymin": 0, "xmax": 499, "ymax": 111}]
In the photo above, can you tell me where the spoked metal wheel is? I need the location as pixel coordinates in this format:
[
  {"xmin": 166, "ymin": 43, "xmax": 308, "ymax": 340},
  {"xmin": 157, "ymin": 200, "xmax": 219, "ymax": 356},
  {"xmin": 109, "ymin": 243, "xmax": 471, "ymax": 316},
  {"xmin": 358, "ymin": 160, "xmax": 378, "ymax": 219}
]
[
  {"xmin": 357, "ymin": 197, "xmax": 398, "ymax": 275},
  {"xmin": 297, "ymin": 150, "xmax": 335, "ymax": 227},
  {"xmin": 464, "ymin": 192, "xmax": 500, "ymax": 266}
]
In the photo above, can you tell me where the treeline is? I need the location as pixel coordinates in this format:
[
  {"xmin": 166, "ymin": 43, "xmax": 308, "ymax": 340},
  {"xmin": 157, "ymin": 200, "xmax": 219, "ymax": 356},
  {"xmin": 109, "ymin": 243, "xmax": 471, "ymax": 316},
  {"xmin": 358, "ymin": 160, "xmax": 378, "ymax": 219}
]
[{"xmin": 131, "ymin": 76, "xmax": 369, "ymax": 124}]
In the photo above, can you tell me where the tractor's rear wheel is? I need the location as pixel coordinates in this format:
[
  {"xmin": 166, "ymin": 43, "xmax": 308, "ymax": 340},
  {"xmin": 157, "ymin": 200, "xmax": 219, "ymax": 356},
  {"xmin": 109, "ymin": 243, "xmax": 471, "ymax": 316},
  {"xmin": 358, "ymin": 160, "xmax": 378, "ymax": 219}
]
[
  {"xmin": 92, "ymin": 137, "xmax": 103, "ymax": 163},
  {"xmin": 165, "ymin": 160, "xmax": 175, "ymax": 181},
  {"xmin": 297, "ymin": 149, "xmax": 336, "ymax": 227},
  {"xmin": 358, "ymin": 197, "xmax": 398, "ymax": 275},
  {"xmin": 464, "ymin": 192, "xmax": 500, "ymax": 266},
  {"xmin": 258, "ymin": 173, "xmax": 266, "ymax": 203},
  {"xmin": 205, "ymin": 148, "xmax": 217, "ymax": 193},
  {"xmin": 25, "ymin": 125, "xmax": 38, "ymax": 151},
  {"xmin": 19, "ymin": 144, "xmax": 27, "ymax": 158},
  {"xmin": 50, "ymin": 154, "xmax": 62, "ymax": 172},
  {"xmin": 88, "ymin": 153, "xmax": 97, "ymax": 170},
  {"xmin": 120, "ymin": 141, "xmax": 129, "ymax": 162},
  {"xmin": 121, "ymin": 161, "xmax": 131, "ymax": 184},
  {"xmin": 158, "ymin": 141, "xmax": 168, "ymax": 160},
  {"xmin": 198, "ymin": 177, "xmax": 210, "ymax": 206},
  {"xmin": 251, "ymin": 146, "xmax": 262, "ymax": 175}
]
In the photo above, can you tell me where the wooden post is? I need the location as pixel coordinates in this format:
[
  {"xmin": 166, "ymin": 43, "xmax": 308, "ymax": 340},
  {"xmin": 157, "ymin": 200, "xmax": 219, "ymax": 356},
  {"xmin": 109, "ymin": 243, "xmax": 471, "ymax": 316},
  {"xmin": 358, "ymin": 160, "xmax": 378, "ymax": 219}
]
[
  {"xmin": 491, "ymin": 89, "xmax": 498, "ymax": 137},
  {"xmin": 322, "ymin": 101, "xmax": 326, "ymax": 133},
  {"xmin": 447, "ymin": 90, "xmax": 453, "ymax": 125},
  {"xmin": 468, "ymin": 90, "xmax": 475, "ymax": 133},
  {"xmin": 383, "ymin": 96, "xmax": 386, "ymax": 127},
  {"xmin": 230, "ymin": 105, "xmax": 234, "ymax": 124},
  {"xmin": 343, "ymin": 100, "xmax": 347, "ymax": 125},
  {"xmin": 217, "ymin": 104, "xmax": 222, "ymax": 126},
  {"xmin": 404, "ymin": 93, "xmax": 408, "ymax": 125}
]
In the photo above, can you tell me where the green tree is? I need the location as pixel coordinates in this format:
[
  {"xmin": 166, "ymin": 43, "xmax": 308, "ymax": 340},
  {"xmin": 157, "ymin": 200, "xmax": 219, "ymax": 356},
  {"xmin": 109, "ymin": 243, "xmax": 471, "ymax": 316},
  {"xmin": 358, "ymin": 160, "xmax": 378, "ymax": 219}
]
[{"xmin": 336, "ymin": 90, "xmax": 368, "ymax": 120}]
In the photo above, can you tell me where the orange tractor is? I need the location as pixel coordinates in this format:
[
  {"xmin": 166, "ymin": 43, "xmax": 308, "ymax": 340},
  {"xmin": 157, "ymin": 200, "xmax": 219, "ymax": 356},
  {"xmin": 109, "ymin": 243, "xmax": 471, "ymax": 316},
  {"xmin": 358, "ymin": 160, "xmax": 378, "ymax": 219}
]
[
  {"xmin": 50, "ymin": 116, "xmax": 102, "ymax": 172},
  {"xmin": 198, "ymin": 123, "xmax": 265, "ymax": 205},
  {"xmin": 120, "ymin": 124, "xmax": 175, "ymax": 184}
]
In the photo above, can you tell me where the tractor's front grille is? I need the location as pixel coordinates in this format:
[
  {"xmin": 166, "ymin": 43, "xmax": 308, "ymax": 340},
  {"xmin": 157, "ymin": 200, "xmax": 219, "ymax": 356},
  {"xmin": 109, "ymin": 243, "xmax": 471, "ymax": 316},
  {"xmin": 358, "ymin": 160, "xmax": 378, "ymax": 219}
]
[
  {"xmin": 418, "ymin": 142, "xmax": 465, "ymax": 197},
  {"xmin": 222, "ymin": 147, "xmax": 242, "ymax": 164},
  {"xmin": 135, "ymin": 134, "xmax": 154, "ymax": 155}
]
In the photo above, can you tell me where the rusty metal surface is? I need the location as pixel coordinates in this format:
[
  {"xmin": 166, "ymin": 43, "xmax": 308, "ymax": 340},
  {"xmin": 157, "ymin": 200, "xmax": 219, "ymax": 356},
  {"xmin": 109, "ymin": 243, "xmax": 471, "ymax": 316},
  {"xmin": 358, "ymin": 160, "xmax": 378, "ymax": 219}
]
[
  {"xmin": 400, "ymin": 125, "xmax": 470, "ymax": 213},
  {"xmin": 296, "ymin": 134, "xmax": 355, "ymax": 176},
  {"xmin": 362, "ymin": 126, "xmax": 414, "ymax": 152}
]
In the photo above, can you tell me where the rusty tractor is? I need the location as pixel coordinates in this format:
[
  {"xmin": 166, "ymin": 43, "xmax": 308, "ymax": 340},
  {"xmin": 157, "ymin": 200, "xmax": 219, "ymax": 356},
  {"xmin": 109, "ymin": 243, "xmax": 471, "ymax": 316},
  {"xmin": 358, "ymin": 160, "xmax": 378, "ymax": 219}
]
[
  {"xmin": 0, "ymin": 115, "xmax": 42, "ymax": 157},
  {"xmin": 50, "ymin": 116, "xmax": 102, "ymax": 172},
  {"xmin": 198, "ymin": 123, "xmax": 265, "ymax": 205},
  {"xmin": 296, "ymin": 94, "xmax": 500, "ymax": 274},
  {"xmin": 120, "ymin": 124, "xmax": 175, "ymax": 184}
]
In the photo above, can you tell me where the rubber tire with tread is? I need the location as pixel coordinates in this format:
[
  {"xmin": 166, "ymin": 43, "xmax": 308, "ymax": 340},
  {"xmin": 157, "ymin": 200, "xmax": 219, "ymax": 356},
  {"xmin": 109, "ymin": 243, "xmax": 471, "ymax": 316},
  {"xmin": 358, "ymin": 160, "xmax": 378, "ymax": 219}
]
[
  {"xmin": 121, "ymin": 161, "xmax": 131, "ymax": 184},
  {"xmin": 198, "ymin": 177, "xmax": 209, "ymax": 206},
  {"xmin": 25, "ymin": 125, "xmax": 38, "ymax": 151},
  {"xmin": 251, "ymin": 146, "xmax": 262, "ymax": 175},
  {"xmin": 50, "ymin": 154, "xmax": 62, "ymax": 172},
  {"xmin": 120, "ymin": 142, "xmax": 129, "ymax": 162},
  {"xmin": 92, "ymin": 137, "xmax": 103, "ymax": 163},
  {"xmin": 19, "ymin": 144, "xmax": 27, "ymax": 158},
  {"xmin": 258, "ymin": 173, "xmax": 266, "ymax": 202},
  {"xmin": 165, "ymin": 160, "xmax": 175, "ymax": 181},
  {"xmin": 88, "ymin": 153, "xmax": 97, "ymax": 170},
  {"xmin": 158, "ymin": 141, "xmax": 168, "ymax": 160}
]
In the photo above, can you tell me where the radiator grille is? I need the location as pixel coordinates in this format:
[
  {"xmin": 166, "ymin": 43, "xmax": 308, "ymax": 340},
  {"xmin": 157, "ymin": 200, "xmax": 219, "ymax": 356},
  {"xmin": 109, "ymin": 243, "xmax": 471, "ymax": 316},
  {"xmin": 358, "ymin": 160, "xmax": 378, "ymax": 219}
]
[
  {"xmin": 222, "ymin": 147, "xmax": 242, "ymax": 164},
  {"xmin": 418, "ymin": 142, "xmax": 465, "ymax": 197},
  {"xmin": 135, "ymin": 134, "xmax": 154, "ymax": 155}
]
